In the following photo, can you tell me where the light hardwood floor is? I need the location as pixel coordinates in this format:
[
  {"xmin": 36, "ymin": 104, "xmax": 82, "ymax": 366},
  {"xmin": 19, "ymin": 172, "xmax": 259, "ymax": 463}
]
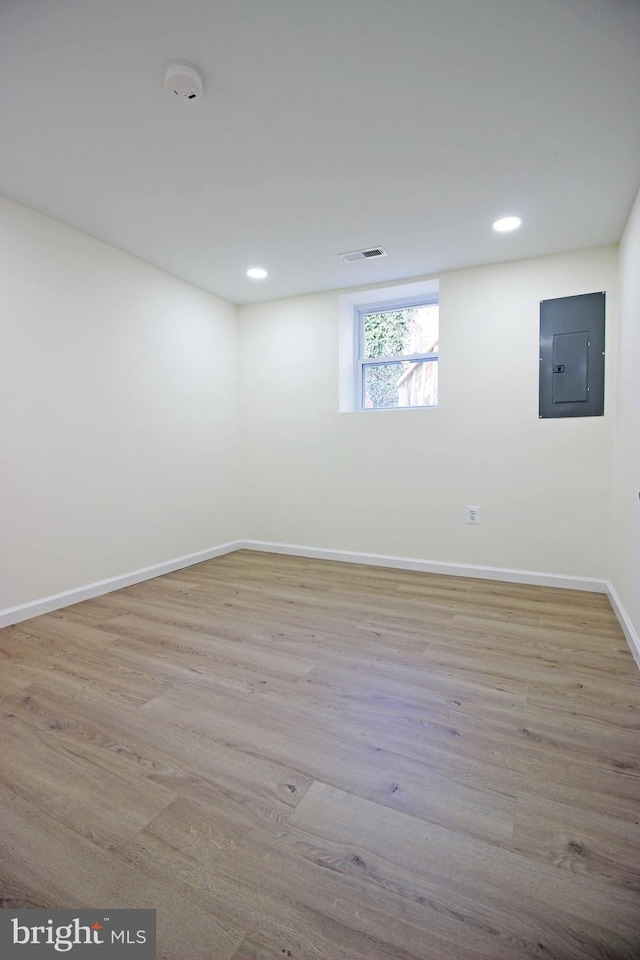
[{"xmin": 1, "ymin": 550, "xmax": 639, "ymax": 959}]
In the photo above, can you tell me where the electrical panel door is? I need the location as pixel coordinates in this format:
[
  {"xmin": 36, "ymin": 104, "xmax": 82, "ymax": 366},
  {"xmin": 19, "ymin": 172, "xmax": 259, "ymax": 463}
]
[{"xmin": 539, "ymin": 292, "xmax": 605, "ymax": 418}]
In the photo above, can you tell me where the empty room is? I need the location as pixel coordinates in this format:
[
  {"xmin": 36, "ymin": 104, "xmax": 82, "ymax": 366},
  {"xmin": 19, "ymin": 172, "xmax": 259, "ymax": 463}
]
[{"xmin": 1, "ymin": 1, "xmax": 639, "ymax": 958}]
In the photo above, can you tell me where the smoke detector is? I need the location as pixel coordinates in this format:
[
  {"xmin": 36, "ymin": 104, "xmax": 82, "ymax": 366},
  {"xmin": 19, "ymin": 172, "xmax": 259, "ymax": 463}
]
[
  {"xmin": 338, "ymin": 246, "xmax": 388, "ymax": 262},
  {"xmin": 165, "ymin": 61, "xmax": 203, "ymax": 101}
]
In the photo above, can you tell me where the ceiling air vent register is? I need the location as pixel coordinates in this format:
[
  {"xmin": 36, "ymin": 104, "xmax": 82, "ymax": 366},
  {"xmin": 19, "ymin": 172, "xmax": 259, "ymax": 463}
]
[{"xmin": 339, "ymin": 247, "xmax": 388, "ymax": 262}]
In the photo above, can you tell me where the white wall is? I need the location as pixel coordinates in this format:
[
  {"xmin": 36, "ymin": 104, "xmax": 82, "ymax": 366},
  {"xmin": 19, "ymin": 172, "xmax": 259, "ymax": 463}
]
[
  {"xmin": 0, "ymin": 197, "xmax": 239, "ymax": 610},
  {"xmin": 609, "ymin": 185, "xmax": 640, "ymax": 646},
  {"xmin": 238, "ymin": 247, "xmax": 618, "ymax": 579}
]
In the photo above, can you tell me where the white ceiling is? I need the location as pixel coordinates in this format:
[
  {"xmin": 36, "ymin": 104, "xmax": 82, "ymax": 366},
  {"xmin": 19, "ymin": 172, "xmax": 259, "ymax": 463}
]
[{"xmin": 2, "ymin": 0, "xmax": 639, "ymax": 304}]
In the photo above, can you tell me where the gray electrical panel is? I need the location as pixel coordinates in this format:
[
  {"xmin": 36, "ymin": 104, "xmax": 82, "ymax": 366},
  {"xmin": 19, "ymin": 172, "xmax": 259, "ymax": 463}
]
[{"xmin": 539, "ymin": 292, "xmax": 605, "ymax": 418}]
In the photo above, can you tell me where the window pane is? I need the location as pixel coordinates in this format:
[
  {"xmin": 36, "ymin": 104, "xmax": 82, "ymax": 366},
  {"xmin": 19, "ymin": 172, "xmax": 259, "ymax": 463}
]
[
  {"xmin": 363, "ymin": 304, "xmax": 439, "ymax": 359},
  {"xmin": 363, "ymin": 360, "xmax": 438, "ymax": 408}
]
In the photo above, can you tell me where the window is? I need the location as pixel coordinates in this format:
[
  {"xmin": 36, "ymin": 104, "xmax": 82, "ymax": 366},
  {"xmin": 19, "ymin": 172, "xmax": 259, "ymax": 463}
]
[{"xmin": 355, "ymin": 298, "xmax": 439, "ymax": 409}]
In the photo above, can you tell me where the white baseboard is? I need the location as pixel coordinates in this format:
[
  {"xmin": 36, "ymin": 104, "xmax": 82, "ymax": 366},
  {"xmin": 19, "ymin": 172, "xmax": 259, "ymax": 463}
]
[
  {"xmin": 0, "ymin": 540, "xmax": 242, "ymax": 629},
  {"xmin": 606, "ymin": 581, "xmax": 640, "ymax": 670},
  {"xmin": 238, "ymin": 539, "xmax": 608, "ymax": 592}
]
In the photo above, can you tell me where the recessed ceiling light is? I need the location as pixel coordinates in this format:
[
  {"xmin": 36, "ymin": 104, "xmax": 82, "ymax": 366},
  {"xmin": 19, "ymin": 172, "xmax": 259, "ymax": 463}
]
[
  {"xmin": 246, "ymin": 267, "xmax": 268, "ymax": 279},
  {"xmin": 492, "ymin": 216, "xmax": 522, "ymax": 232}
]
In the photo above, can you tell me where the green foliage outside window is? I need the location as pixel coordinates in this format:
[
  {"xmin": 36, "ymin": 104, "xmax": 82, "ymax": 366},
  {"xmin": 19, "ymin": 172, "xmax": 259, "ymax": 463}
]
[{"xmin": 363, "ymin": 309, "xmax": 415, "ymax": 407}]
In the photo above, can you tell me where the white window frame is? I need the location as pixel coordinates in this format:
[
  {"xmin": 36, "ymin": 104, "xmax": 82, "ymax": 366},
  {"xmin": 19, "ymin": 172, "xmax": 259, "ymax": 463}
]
[
  {"xmin": 354, "ymin": 294, "xmax": 439, "ymax": 411},
  {"xmin": 338, "ymin": 279, "xmax": 439, "ymax": 413}
]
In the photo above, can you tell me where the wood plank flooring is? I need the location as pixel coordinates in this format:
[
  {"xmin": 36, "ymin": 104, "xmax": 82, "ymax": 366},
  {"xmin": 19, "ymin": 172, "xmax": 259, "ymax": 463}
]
[{"xmin": 1, "ymin": 549, "xmax": 639, "ymax": 959}]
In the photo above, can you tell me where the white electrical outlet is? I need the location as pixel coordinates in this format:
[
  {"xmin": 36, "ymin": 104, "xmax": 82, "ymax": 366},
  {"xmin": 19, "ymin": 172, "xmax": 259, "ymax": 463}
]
[{"xmin": 466, "ymin": 505, "xmax": 480, "ymax": 524}]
